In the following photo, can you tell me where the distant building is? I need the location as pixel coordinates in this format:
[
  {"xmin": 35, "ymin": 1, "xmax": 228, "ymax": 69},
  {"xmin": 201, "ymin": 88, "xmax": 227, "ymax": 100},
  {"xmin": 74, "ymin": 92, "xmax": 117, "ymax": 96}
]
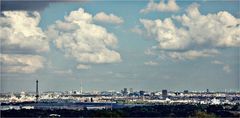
[
  {"xmin": 184, "ymin": 90, "xmax": 189, "ymax": 94},
  {"xmin": 162, "ymin": 89, "xmax": 168, "ymax": 98},
  {"xmin": 129, "ymin": 88, "xmax": 133, "ymax": 93},
  {"xmin": 139, "ymin": 90, "xmax": 145, "ymax": 96},
  {"xmin": 90, "ymin": 98, "xmax": 94, "ymax": 102},
  {"xmin": 207, "ymin": 89, "xmax": 210, "ymax": 93},
  {"xmin": 175, "ymin": 92, "xmax": 180, "ymax": 96},
  {"xmin": 122, "ymin": 88, "xmax": 128, "ymax": 96}
]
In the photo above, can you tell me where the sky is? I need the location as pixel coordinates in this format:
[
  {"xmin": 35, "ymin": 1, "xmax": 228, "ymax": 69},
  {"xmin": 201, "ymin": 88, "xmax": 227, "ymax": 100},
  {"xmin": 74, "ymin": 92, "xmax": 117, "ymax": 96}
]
[{"xmin": 0, "ymin": 0, "xmax": 240, "ymax": 93}]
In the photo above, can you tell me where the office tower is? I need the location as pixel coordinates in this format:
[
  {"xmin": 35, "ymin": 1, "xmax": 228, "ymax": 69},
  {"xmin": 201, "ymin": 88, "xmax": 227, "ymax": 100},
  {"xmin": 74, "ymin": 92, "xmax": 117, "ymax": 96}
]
[
  {"xmin": 129, "ymin": 88, "xmax": 133, "ymax": 93},
  {"xmin": 184, "ymin": 90, "xmax": 189, "ymax": 94},
  {"xmin": 139, "ymin": 90, "xmax": 145, "ymax": 96},
  {"xmin": 122, "ymin": 88, "xmax": 128, "ymax": 96},
  {"xmin": 207, "ymin": 89, "xmax": 210, "ymax": 93},
  {"xmin": 162, "ymin": 89, "xmax": 168, "ymax": 98}
]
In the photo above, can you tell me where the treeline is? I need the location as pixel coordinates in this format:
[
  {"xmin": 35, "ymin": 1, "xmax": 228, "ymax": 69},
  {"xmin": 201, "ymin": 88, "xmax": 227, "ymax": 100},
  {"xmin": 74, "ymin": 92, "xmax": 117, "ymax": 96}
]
[{"xmin": 1, "ymin": 104, "xmax": 240, "ymax": 117}]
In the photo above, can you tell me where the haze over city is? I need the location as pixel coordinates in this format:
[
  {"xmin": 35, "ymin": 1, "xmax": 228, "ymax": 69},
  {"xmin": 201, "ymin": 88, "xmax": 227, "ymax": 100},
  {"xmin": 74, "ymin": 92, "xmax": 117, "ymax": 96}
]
[{"xmin": 1, "ymin": 0, "xmax": 240, "ymax": 93}]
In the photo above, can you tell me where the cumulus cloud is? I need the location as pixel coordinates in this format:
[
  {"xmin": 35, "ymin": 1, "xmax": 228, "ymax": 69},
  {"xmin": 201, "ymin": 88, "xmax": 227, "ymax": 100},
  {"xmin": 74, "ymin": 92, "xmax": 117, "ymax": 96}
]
[
  {"xmin": 0, "ymin": 11, "xmax": 49, "ymax": 74},
  {"xmin": 140, "ymin": 0, "xmax": 179, "ymax": 13},
  {"xmin": 0, "ymin": 54, "xmax": 45, "ymax": 73},
  {"xmin": 76, "ymin": 64, "xmax": 91, "ymax": 70},
  {"xmin": 46, "ymin": 8, "xmax": 121, "ymax": 67},
  {"xmin": 173, "ymin": 3, "xmax": 240, "ymax": 48},
  {"xmin": 141, "ymin": 3, "xmax": 240, "ymax": 50},
  {"xmin": 0, "ymin": 11, "xmax": 49, "ymax": 52},
  {"xmin": 65, "ymin": 8, "xmax": 92, "ymax": 23},
  {"xmin": 144, "ymin": 61, "xmax": 159, "ymax": 66},
  {"xmin": 94, "ymin": 12, "xmax": 124, "ymax": 25},
  {"xmin": 141, "ymin": 3, "xmax": 240, "ymax": 60},
  {"xmin": 211, "ymin": 60, "xmax": 231, "ymax": 73},
  {"xmin": 140, "ymin": 18, "xmax": 189, "ymax": 50}
]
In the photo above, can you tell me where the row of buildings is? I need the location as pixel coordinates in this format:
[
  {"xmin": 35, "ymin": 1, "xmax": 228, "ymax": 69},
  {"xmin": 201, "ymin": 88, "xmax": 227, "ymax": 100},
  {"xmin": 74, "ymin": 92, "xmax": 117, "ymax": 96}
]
[{"xmin": 1, "ymin": 88, "xmax": 239, "ymax": 104}]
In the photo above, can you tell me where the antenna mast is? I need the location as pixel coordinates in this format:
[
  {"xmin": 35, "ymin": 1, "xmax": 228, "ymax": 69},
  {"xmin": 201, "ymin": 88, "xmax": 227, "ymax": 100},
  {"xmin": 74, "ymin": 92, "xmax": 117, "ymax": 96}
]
[{"xmin": 80, "ymin": 79, "xmax": 83, "ymax": 94}]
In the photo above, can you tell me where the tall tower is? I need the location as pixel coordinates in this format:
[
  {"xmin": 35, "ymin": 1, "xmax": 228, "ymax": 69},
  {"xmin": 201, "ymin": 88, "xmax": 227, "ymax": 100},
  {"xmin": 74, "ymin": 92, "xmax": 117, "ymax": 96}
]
[
  {"xmin": 35, "ymin": 80, "xmax": 39, "ymax": 102},
  {"xmin": 80, "ymin": 79, "xmax": 83, "ymax": 94},
  {"xmin": 162, "ymin": 89, "xmax": 168, "ymax": 99}
]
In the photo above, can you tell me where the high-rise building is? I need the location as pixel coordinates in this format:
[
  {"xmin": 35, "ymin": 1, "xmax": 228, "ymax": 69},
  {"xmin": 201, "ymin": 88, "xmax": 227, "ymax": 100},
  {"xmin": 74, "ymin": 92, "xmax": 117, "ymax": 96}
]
[
  {"xmin": 139, "ymin": 90, "xmax": 145, "ymax": 96},
  {"xmin": 184, "ymin": 90, "xmax": 189, "ymax": 94},
  {"xmin": 122, "ymin": 88, "xmax": 128, "ymax": 96},
  {"xmin": 129, "ymin": 88, "xmax": 133, "ymax": 93},
  {"xmin": 162, "ymin": 89, "xmax": 168, "ymax": 99},
  {"xmin": 207, "ymin": 89, "xmax": 210, "ymax": 93}
]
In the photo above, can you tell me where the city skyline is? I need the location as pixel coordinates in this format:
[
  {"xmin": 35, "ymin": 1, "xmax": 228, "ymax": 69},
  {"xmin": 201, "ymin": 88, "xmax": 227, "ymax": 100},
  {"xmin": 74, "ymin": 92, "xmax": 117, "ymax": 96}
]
[{"xmin": 1, "ymin": 0, "xmax": 240, "ymax": 92}]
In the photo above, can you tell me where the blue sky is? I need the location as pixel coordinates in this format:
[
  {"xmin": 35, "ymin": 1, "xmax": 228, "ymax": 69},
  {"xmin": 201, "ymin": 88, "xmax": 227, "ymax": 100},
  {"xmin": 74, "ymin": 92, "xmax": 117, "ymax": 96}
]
[{"xmin": 1, "ymin": 0, "xmax": 239, "ymax": 92}]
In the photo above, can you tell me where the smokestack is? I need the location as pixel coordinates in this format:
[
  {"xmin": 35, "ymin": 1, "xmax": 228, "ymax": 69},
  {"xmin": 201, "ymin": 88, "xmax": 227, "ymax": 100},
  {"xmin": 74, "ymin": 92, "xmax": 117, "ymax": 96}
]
[{"xmin": 35, "ymin": 80, "xmax": 39, "ymax": 102}]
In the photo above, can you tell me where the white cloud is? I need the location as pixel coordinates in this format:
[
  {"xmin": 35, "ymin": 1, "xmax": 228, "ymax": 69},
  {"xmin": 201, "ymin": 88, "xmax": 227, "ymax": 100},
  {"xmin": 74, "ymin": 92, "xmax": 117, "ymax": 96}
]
[
  {"xmin": 65, "ymin": 8, "xmax": 92, "ymax": 23},
  {"xmin": 0, "ymin": 54, "xmax": 45, "ymax": 73},
  {"xmin": 0, "ymin": 11, "xmax": 49, "ymax": 52},
  {"xmin": 94, "ymin": 12, "xmax": 124, "ymax": 24},
  {"xmin": 144, "ymin": 48, "xmax": 156, "ymax": 56},
  {"xmin": 211, "ymin": 60, "xmax": 224, "ymax": 65},
  {"xmin": 141, "ymin": 3, "xmax": 240, "ymax": 60},
  {"xmin": 0, "ymin": 11, "xmax": 49, "ymax": 74},
  {"xmin": 53, "ymin": 69, "xmax": 73, "ymax": 74},
  {"xmin": 140, "ymin": 0, "xmax": 179, "ymax": 13},
  {"xmin": 160, "ymin": 49, "xmax": 220, "ymax": 61},
  {"xmin": 76, "ymin": 64, "xmax": 91, "ymax": 70},
  {"xmin": 144, "ymin": 61, "xmax": 159, "ymax": 66},
  {"xmin": 223, "ymin": 65, "xmax": 231, "ymax": 73},
  {"xmin": 131, "ymin": 26, "xmax": 143, "ymax": 35},
  {"xmin": 46, "ymin": 8, "xmax": 121, "ymax": 68},
  {"xmin": 211, "ymin": 60, "xmax": 231, "ymax": 73},
  {"xmin": 173, "ymin": 3, "xmax": 240, "ymax": 48},
  {"xmin": 140, "ymin": 18, "xmax": 190, "ymax": 50},
  {"xmin": 140, "ymin": 3, "xmax": 240, "ymax": 50}
]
